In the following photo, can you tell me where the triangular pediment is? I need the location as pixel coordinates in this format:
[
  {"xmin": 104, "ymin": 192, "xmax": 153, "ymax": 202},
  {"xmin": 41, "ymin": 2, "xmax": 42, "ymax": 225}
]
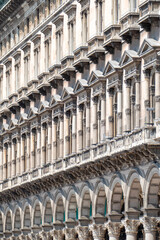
[
  {"xmin": 39, "ymin": 101, "xmax": 49, "ymax": 113},
  {"xmin": 9, "ymin": 119, "xmax": 18, "ymax": 129},
  {"xmin": 120, "ymin": 52, "xmax": 132, "ymax": 67},
  {"xmin": 104, "ymin": 61, "xmax": 120, "ymax": 76},
  {"xmin": 88, "ymin": 70, "xmax": 103, "ymax": 85},
  {"xmin": 50, "ymin": 94, "xmax": 61, "ymax": 106},
  {"xmin": 2, "ymin": 123, "xmax": 9, "ymax": 132},
  {"xmin": 61, "ymin": 87, "xmax": 74, "ymax": 100},
  {"xmin": 18, "ymin": 113, "xmax": 28, "ymax": 124},
  {"xmin": 28, "ymin": 107, "xmax": 38, "ymax": 118},
  {"xmin": 138, "ymin": 38, "xmax": 160, "ymax": 56},
  {"xmin": 74, "ymin": 79, "xmax": 87, "ymax": 93}
]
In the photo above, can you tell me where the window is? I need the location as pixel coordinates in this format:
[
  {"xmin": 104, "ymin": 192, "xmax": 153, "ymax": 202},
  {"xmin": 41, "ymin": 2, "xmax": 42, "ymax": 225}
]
[
  {"xmin": 96, "ymin": 0, "xmax": 103, "ymax": 34},
  {"xmin": 34, "ymin": 48, "xmax": 40, "ymax": 78},
  {"xmin": 68, "ymin": 22, "xmax": 75, "ymax": 54},
  {"xmin": 27, "ymin": 18, "xmax": 29, "ymax": 33},
  {"xmin": 113, "ymin": 0, "xmax": 120, "ymax": 23},
  {"xmin": 45, "ymin": 40, "xmax": 50, "ymax": 70},
  {"xmin": 6, "ymin": 70, "xmax": 10, "ymax": 97},
  {"xmin": 24, "ymin": 56, "xmax": 30, "ymax": 85},
  {"xmin": 15, "ymin": 64, "xmax": 20, "ymax": 91},
  {"xmin": 82, "ymin": 11, "xmax": 88, "ymax": 44},
  {"xmin": 130, "ymin": 0, "xmax": 137, "ymax": 11},
  {"xmin": 56, "ymin": 31, "xmax": 62, "ymax": 63},
  {"xmin": 37, "ymin": 8, "xmax": 39, "ymax": 25}
]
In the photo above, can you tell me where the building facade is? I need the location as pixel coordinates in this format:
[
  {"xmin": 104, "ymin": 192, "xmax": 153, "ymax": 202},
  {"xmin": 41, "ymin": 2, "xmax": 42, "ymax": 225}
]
[{"xmin": 0, "ymin": 0, "xmax": 159, "ymax": 239}]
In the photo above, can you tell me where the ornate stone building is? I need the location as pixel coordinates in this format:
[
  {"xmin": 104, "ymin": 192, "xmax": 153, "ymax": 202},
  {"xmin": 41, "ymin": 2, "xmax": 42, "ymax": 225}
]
[{"xmin": 0, "ymin": 0, "xmax": 159, "ymax": 239}]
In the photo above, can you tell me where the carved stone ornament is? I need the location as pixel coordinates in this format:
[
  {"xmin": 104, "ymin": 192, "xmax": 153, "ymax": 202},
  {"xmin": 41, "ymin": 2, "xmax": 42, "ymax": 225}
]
[
  {"xmin": 78, "ymin": 130, "xmax": 83, "ymax": 136},
  {"xmin": 77, "ymin": 226, "xmax": 91, "ymax": 240},
  {"xmin": 93, "ymin": 123, "xmax": 98, "ymax": 129},
  {"xmin": 72, "ymin": 133, "xmax": 77, "ymax": 139},
  {"xmin": 89, "ymin": 224, "xmax": 106, "ymax": 240},
  {"xmin": 135, "ymin": 104, "xmax": 140, "ymax": 111},
  {"xmin": 64, "ymin": 228, "xmax": 77, "ymax": 240},
  {"xmin": 108, "ymin": 116, "xmax": 114, "ymax": 122},
  {"xmin": 141, "ymin": 217, "xmax": 158, "ymax": 232},
  {"xmin": 117, "ymin": 112, "xmax": 122, "ymax": 119},
  {"xmin": 101, "ymin": 120, "xmax": 106, "ymax": 126},
  {"xmin": 53, "ymin": 230, "xmax": 64, "ymax": 240},
  {"xmin": 123, "ymin": 219, "xmax": 139, "ymax": 234},
  {"xmin": 65, "ymin": 136, "xmax": 70, "ymax": 142},
  {"xmin": 106, "ymin": 222, "xmax": 121, "ymax": 237}
]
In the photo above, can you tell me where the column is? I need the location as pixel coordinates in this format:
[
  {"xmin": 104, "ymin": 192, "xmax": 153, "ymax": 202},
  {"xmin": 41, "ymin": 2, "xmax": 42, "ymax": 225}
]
[
  {"xmin": 64, "ymin": 229, "xmax": 77, "ymax": 240},
  {"xmin": 90, "ymin": 224, "xmax": 106, "ymax": 240},
  {"xmin": 101, "ymin": 93, "xmax": 106, "ymax": 141},
  {"xmin": 59, "ymin": 115, "xmax": 64, "ymax": 158},
  {"xmin": 155, "ymin": 65, "xmax": 160, "ymax": 119},
  {"xmin": 86, "ymin": 101, "xmax": 90, "ymax": 148},
  {"xmin": 52, "ymin": 118, "xmax": 57, "ymax": 161},
  {"xmin": 31, "ymin": 130, "xmax": 35, "ymax": 169},
  {"xmin": 77, "ymin": 226, "xmax": 91, "ymax": 240},
  {"xmin": 108, "ymin": 89, "xmax": 114, "ymax": 138},
  {"xmin": 21, "ymin": 136, "xmax": 25, "ymax": 174},
  {"xmin": 41, "ymin": 124, "xmax": 46, "ymax": 166},
  {"xmin": 26, "ymin": 133, "xmax": 30, "ymax": 171},
  {"xmin": 72, "ymin": 109, "xmax": 76, "ymax": 153},
  {"xmin": 16, "ymin": 137, "xmax": 21, "ymax": 175},
  {"xmin": 131, "ymin": 94, "xmax": 135, "ymax": 131},
  {"xmin": 64, "ymin": 112, "xmax": 70, "ymax": 156},
  {"xmin": 135, "ymin": 76, "xmax": 140, "ymax": 129},
  {"xmin": 7, "ymin": 142, "xmax": 11, "ymax": 178},
  {"xmin": 124, "ymin": 79, "xmax": 131, "ymax": 132},
  {"xmin": 11, "ymin": 141, "xmax": 16, "ymax": 177},
  {"xmin": 92, "ymin": 97, "xmax": 98, "ymax": 145},
  {"xmin": 107, "ymin": 222, "xmax": 121, "ymax": 240},
  {"xmin": 143, "ymin": 69, "xmax": 150, "ymax": 126},
  {"xmin": 123, "ymin": 219, "xmax": 139, "ymax": 240},
  {"xmin": 3, "ymin": 145, "xmax": 7, "ymax": 180},
  {"xmin": 142, "ymin": 217, "xmax": 158, "ymax": 240},
  {"xmin": 117, "ymin": 85, "xmax": 122, "ymax": 136},
  {"xmin": 78, "ymin": 105, "xmax": 83, "ymax": 151},
  {"xmin": 0, "ymin": 145, "xmax": 3, "ymax": 181},
  {"xmin": 48, "ymin": 121, "xmax": 52, "ymax": 162},
  {"xmin": 37, "ymin": 126, "xmax": 41, "ymax": 167}
]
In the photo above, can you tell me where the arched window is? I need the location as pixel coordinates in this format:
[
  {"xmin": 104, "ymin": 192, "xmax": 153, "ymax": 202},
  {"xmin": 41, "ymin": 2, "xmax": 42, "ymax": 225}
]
[
  {"xmin": 5, "ymin": 211, "xmax": 12, "ymax": 231},
  {"xmin": 44, "ymin": 201, "xmax": 53, "ymax": 224},
  {"xmin": 113, "ymin": 0, "xmax": 120, "ymax": 24},
  {"xmin": 55, "ymin": 198, "xmax": 65, "ymax": 222},
  {"xmin": 14, "ymin": 209, "xmax": 21, "ymax": 229},
  {"xmin": 33, "ymin": 204, "xmax": 42, "ymax": 226},
  {"xmin": 0, "ymin": 213, "xmax": 3, "ymax": 232},
  {"xmin": 68, "ymin": 195, "xmax": 78, "ymax": 221},
  {"xmin": 81, "ymin": 191, "xmax": 92, "ymax": 218},
  {"xmin": 24, "ymin": 206, "xmax": 31, "ymax": 228}
]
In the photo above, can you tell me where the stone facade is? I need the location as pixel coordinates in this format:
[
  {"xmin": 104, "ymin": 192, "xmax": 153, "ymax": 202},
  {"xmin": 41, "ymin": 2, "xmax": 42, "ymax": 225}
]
[{"xmin": 0, "ymin": 0, "xmax": 159, "ymax": 239}]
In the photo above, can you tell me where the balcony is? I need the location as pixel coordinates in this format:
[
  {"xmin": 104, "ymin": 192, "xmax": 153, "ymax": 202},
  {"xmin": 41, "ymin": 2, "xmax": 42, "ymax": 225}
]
[
  {"xmin": 73, "ymin": 46, "xmax": 90, "ymax": 73},
  {"xmin": 119, "ymin": 12, "xmax": 140, "ymax": 43},
  {"xmin": 0, "ymin": 99, "xmax": 10, "ymax": 118},
  {"xmin": 17, "ymin": 87, "xmax": 29, "ymax": 109},
  {"xmin": 103, "ymin": 25, "xmax": 122, "ymax": 54},
  {"xmin": 37, "ymin": 72, "xmax": 50, "ymax": 96},
  {"xmin": 87, "ymin": 35, "xmax": 105, "ymax": 63},
  {"xmin": 0, "ymin": 126, "xmax": 158, "ymax": 203},
  {"xmin": 138, "ymin": 0, "xmax": 160, "ymax": 31},
  {"xmin": 48, "ymin": 64, "xmax": 63, "ymax": 88},
  {"xmin": 8, "ymin": 93, "xmax": 19, "ymax": 114},
  {"xmin": 26, "ymin": 80, "xmax": 40, "ymax": 101},
  {"xmin": 60, "ymin": 55, "xmax": 75, "ymax": 81}
]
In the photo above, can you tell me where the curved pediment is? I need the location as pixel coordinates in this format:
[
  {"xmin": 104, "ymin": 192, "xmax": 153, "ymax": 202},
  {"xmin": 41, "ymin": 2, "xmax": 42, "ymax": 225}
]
[{"xmin": 138, "ymin": 38, "xmax": 160, "ymax": 56}]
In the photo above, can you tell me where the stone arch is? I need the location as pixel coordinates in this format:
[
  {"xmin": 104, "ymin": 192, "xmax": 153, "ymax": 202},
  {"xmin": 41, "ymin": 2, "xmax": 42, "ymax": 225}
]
[
  {"xmin": 55, "ymin": 197, "xmax": 65, "ymax": 222},
  {"xmin": 0, "ymin": 212, "xmax": 3, "ymax": 232},
  {"xmin": 67, "ymin": 194, "xmax": 78, "ymax": 221},
  {"xmin": 81, "ymin": 190, "xmax": 92, "ymax": 218},
  {"xmin": 148, "ymin": 173, "xmax": 160, "ymax": 210},
  {"xmin": 111, "ymin": 182, "xmax": 124, "ymax": 214},
  {"xmin": 95, "ymin": 187, "xmax": 107, "ymax": 217},
  {"xmin": 44, "ymin": 200, "xmax": 53, "ymax": 224},
  {"xmin": 33, "ymin": 203, "xmax": 42, "ymax": 226},
  {"xmin": 128, "ymin": 178, "xmax": 143, "ymax": 211},
  {"xmin": 5, "ymin": 210, "xmax": 12, "ymax": 231},
  {"xmin": 14, "ymin": 208, "xmax": 21, "ymax": 229},
  {"xmin": 23, "ymin": 206, "xmax": 31, "ymax": 228}
]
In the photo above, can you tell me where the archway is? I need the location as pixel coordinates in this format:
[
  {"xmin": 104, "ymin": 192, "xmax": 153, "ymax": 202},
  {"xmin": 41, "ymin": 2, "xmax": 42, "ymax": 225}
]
[
  {"xmin": 5, "ymin": 211, "xmax": 12, "ymax": 231},
  {"xmin": 81, "ymin": 191, "xmax": 91, "ymax": 218},
  {"xmin": 119, "ymin": 226, "xmax": 126, "ymax": 240},
  {"xmin": 148, "ymin": 174, "xmax": 160, "ymax": 208},
  {"xmin": 137, "ymin": 224, "xmax": 144, "ymax": 239},
  {"xmin": 129, "ymin": 179, "xmax": 143, "ymax": 212},
  {"xmin": 96, "ymin": 187, "xmax": 107, "ymax": 216},
  {"xmin": 68, "ymin": 194, "xmax": 78, "ymax": 220},
  {"xmin": 14, "ymin": 209, "xmax": 21, "ymax": 229},
  {"xmin": 24, "ymin": 206, "xmax": 31, "ymax": 227},
  {"xmin": 44, "ymin": 200, "xmax": 53, "ymax": 224},
  {"xmin": 33, "ymin": 204, "xmax": 42, "ymax": 226},
  {"xmin": 111, "ymin": 183, "xmax": 124, "ymax": 214},
  {"xmin": 55, "ymin": 198, "xmax": 65, "ymax": 222}
]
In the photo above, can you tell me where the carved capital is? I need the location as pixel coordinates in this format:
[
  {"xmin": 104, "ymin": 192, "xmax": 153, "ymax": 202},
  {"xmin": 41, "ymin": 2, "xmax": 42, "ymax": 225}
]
[
  {"xmin": 107, "ymin": 222, "xmax": 121, "ymax": 237},
  {"xmin": 155, "ymin": 95, "xmax": 160, "ymax": 102},
  {"xmin": 86, "ymin": 127, "xmax": 90, "ymax": 133},
  {"xmin": 117, "ymin": 112, "xmax": 122, "ymax": 119},
  {"xmin": 101, "ymin": 120, "xmax": 106, "ymax": 126},
  {"xmin": 64, "ymin": 228, "xmax": 77, "ymax": 240},
  {"xmin": 72, "ymin": 133, "xmax": 76, "ymax": 139},
  {"xmin": 125, "ymin": 108, "xmax": 131, "ymax": 115},
  {"xmin": 123, "ymin": 219, "xmax": 139, "ymax": 234},
  {"xmin": 52, "ymin": 230, "xmax": 64, "ymax": 240},
  {"xmin": 143, "ymin": 69, "xmax": 150, "ymax": 78},
  {"xmin": 141, "ymin": 217, "xmax": 158, "ymax": 233},
  {"xmin": 93, "ymin": 123, "xmax": 98, "ymax": 129},
  {"xmin": 42, "ymin": 146, "xmax": 46, "ymax": 152},
  {"xmin": 77, "ymin": 226, "xmax": 91, "ymax": 240},
  {"xmin": 53, "ymin": 141, "xmax": 57, "ymax": 147},
  {"xmin": 65, "ymin": 136, "xmax": 70, "ymax": 142},
  {"xmin": 108, "ymin": 116, "xmax": 114, "ymax": 122},
  {"xmin": 78, "ymin": 130, "xmax": 83, "ymax": 136},
  {"xmin": 89, "ymin": 224, "xmax": 106, "ymax": 240},
  {"xmin": 144, "ymin": 99, "xmax": 150, "ymax": 108},
  {"xmin": 135, "ymin": 104, "xmax": 140, "ymax": 111}
]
